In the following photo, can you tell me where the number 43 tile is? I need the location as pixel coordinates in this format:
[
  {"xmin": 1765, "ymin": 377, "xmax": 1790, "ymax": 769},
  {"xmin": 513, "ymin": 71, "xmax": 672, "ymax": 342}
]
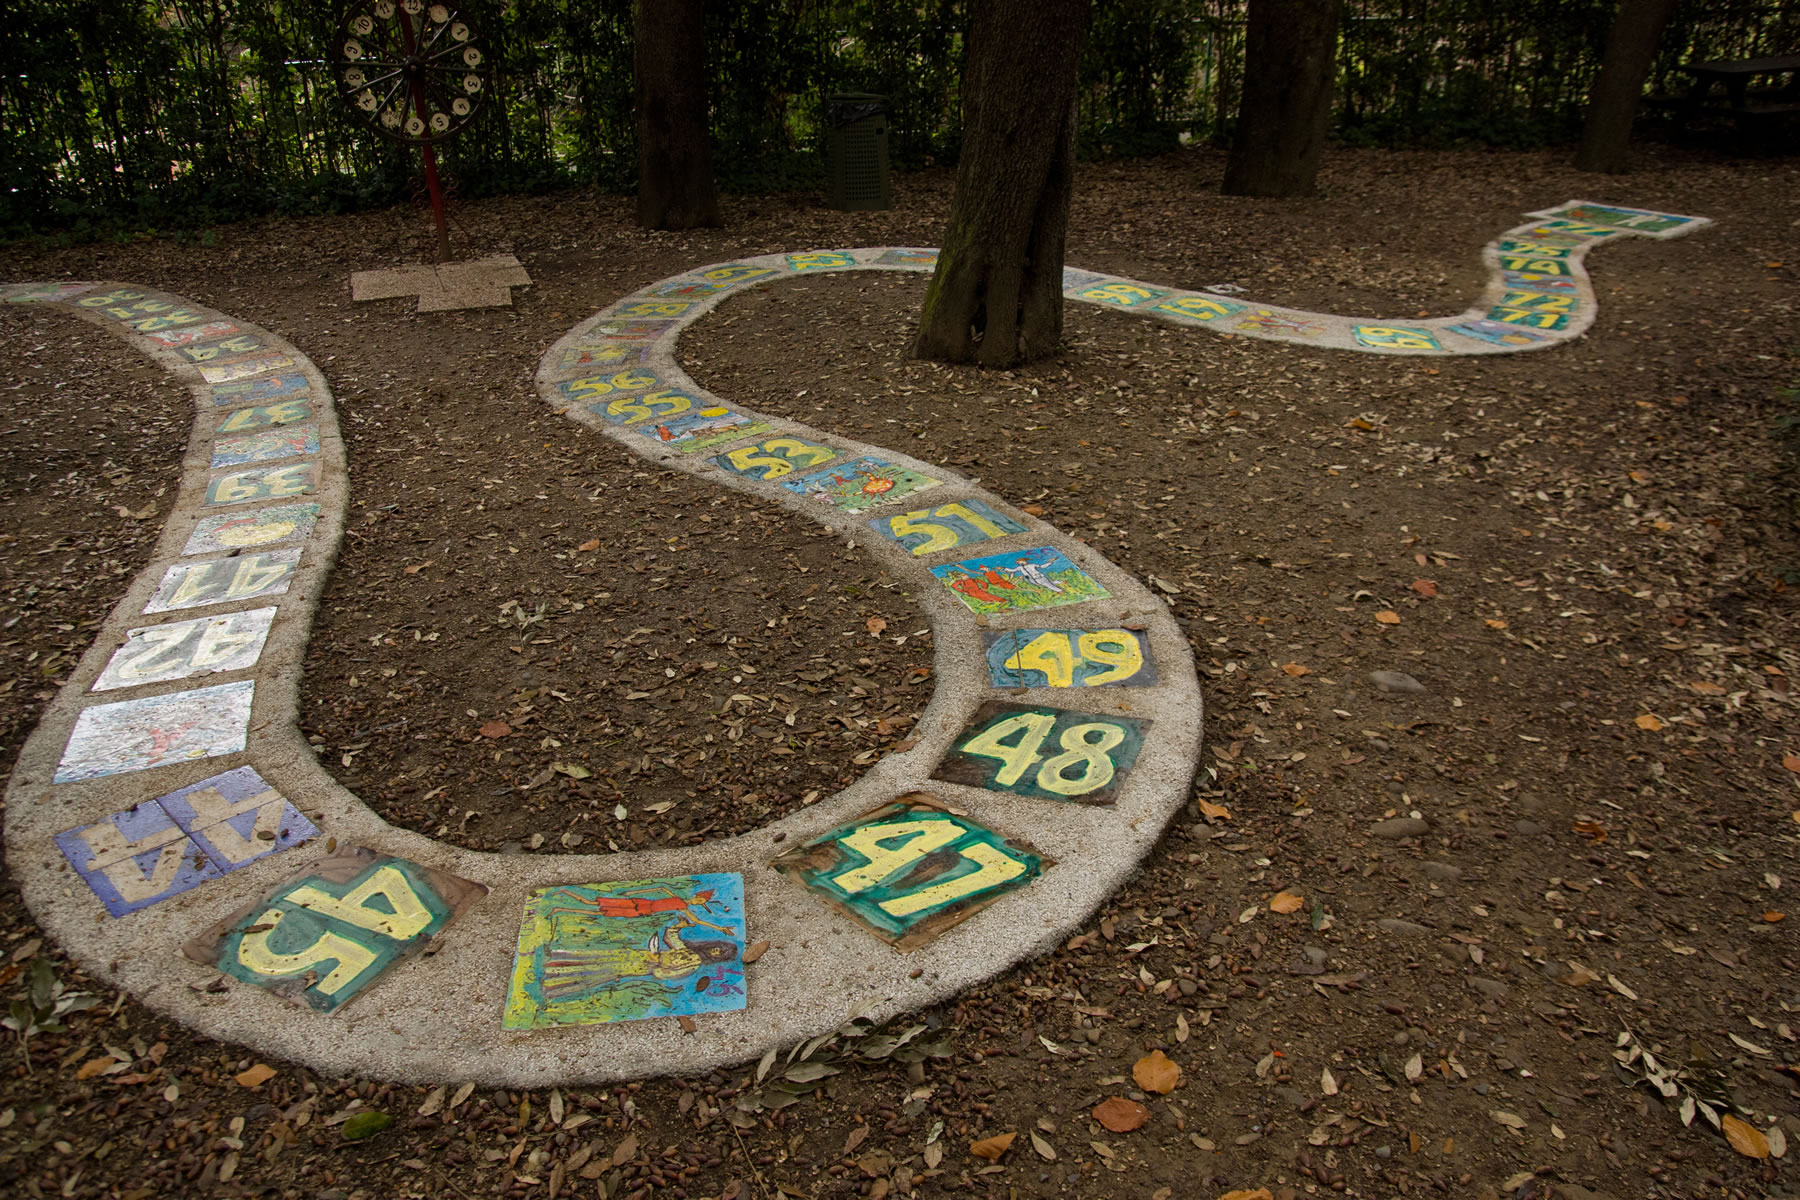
[{"xmin": 932, "ymin": 701, "xmax": 1150, "ymax": 805}]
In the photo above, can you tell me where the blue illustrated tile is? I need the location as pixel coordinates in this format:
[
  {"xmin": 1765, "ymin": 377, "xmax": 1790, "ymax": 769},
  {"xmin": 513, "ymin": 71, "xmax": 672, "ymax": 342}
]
[
  {"xmin": 56, "ymin": 804, "xmax": 222, "ymax": 916},
  {"xmin": 154, "ymin": 766, "xmax": 319, "ymax": 872}
]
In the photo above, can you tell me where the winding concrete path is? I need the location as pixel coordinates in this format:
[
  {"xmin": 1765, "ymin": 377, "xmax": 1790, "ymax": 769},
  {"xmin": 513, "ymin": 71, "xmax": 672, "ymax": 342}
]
[{"xmin": 1, "ymin": 198, "xmax": 1707, "ymax": 1085}]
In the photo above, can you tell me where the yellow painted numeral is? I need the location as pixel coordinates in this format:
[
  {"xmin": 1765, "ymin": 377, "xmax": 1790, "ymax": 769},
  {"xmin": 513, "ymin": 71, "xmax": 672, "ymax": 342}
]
[
  {"xmin": 1006, "ymin": 632, "xmax": 1079, "ymax": 688},
  {"xmin": 237, "ymin": 908, "xmax": 377, "ymax": 996},
  {"xmin": 878, "ymin": 842, "xmax": 1026, "ymax": 917},
  {"xmin": 1036, "ymin": 722, "xmax": 1125, "ymax": 795},
  {"xmin": 960, "ymin": 712, "xmax": 1057, "ymax": 786},
  {"xmin": 1077, "ymin": 631, "xmax": 1143, "ymax": 686},
  {"xmin": 284, "ymin": 865, "xmax": 435, "ymax": 939},
  {"xmin": 831, "ymin": 819, "xmax": 964, "ymax": 893},
  {"xmin": 605, "ymin": 390, "xmax": 691, "ymax": 424}
]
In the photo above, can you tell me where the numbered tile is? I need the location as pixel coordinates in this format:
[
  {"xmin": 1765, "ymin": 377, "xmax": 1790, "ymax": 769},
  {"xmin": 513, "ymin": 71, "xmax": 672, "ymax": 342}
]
[
  {"xmin": 94, "ymin": 607, "xmax": 275, "ymax": 692},
  {"xmin": 780, "ymin": 456, "xmax": 941, "ymax": 513},
  {"xmin": 983, "ymin": 627, "xmax": 1158, "ymax": 689},
  {"xmin": 711, "ymin": 437, "xmax": 838, "ymax": 480},
  {"xmin": 1444, "ymin": 318, "xmax": 1552, "ymax": 348},
  {"xmin": 556, "ymin": 340, "xmax": 650, "ymax": 371},
  {"xmin": 154, "ymin": 766, "xmax": 318, "ymax": 872},
  {"xmin": 5, "ymin": 282, "xmax": 97, "ymax": 303},
  {"xmin": 929, "ymin": 546, "xmax": 1109, "ymax": 615},
  {"xmin": 215, "ymin": 399, "xmax": 314, "ymax": 434},
  {"xmin": 53, "ymin": 680, "xmax": 254, "ymax": 783},
  {"xmin": 204, "ymin": 462, "xmax": 317, "ymax": 507},
  {"xmin": 1500, "ymin": 271, "xmax": 1579, "ymax": 293},
  {"xmin": 1521, "ymin": 219, "xmax": 1624, "ymax": 240},
  {"xmin": 1078, "ymin": 281, "xmax": 1169, "ymax": 308},
  {"xmin": 74, "ymin": 288, "xmax": 148, "ymax": 310},
  {"xmin": 178, "ymin": 332, "xmax": 268, "ymax": 362},
  {"xmin": 613, "ymin": 299, "xmax": 696, "ymax": 319},
  {"xmin": 1352, "ymin": 325, "xmax": 1442, "ymax": 351},
  {"xmin": 770, "ymin": 792, "xmax": 1048, "ymax": 951},
  {"xmin": 1496, "ymin": 239, "xmax": 1574, "ymax": 259},
  {"xmin": 504, "ymin": 874, "xmax": 747, "ymax": 1029},
  {"xmin": 1234, "ymin": 309, "xmax": 1325, "ymax": 338},
  {"xmin": 210, "ymin": 423, "xmax": 319, "ymax": 469},
  {"xmin": 633, "ymin": 405, "xmax": 770, "ymax": 454},
  {"xmin": 183, "ymin": 849, "xmax": 487, "ymax": 1014},
  {"xmin": 1484, "ymin": 305, "xmax": 1571, "ymax": 331},
  {"xmin": 867, "ymin": 499, "xmax": 1025, "ymax": 556},
  {"xmin": 876, "ymin": 249, "xmax": 938, "ymax": 268},
  {"xmin": 698, "ymin": 264, "xmax": 776, "ymax": 284},
  {"xmin": 200, "ymin": 353, "xmax": 296, "ymax": 383},
  {"xmin": 209, "ymin": 372, "xmax": 310, "ymax": 405},
  {"xmin": 786, "ymin": 251, "xmax": 856, "ymax": 272},
  {"xmin": 556, "ymin": 367, "xmax": 662, "ymax": 404},
  {"xmin": 55, "ymin": 803, "xmax": 222, "ymax": 916},
  {"xmin": 651, "ymin": 279, "xmax": 731, "ymax": 298},
  {"xmin": 142, "ymin": 320, "xmax": 241, "ymax": 347},
  {"xmin": 932, "ymin": 701, "xmax": 1149, "ymax": 805},
  {"xmin": 183, "ymin": 505, "xmax": 318, "ymax": 556},
  {"xmin": 146, "ymin": 551, "xmax": 300, "ymax": 614},
  {"xmin": 1155, "ymin": 295, "xmax": 1245, "ymax": 323},
  {"xmin": 1496, "ymin": 254, "xmax": 1572, "ymax": 277},
  {"xmin": 1532, "ymin": 203, "xmax": 1698, "ymax": 237}
]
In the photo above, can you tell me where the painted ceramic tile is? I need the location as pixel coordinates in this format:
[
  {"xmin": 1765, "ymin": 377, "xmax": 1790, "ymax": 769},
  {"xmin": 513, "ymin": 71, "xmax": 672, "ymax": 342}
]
[
  {"xmin": 770, "ymin": 792, "xmax": 1048, "ymax": 951},
  {"xmin": 1535, "ymin": 203, "xmax": 1697, "ymax": 236},
  {"xmin": 932, "ymin": 700, "xmax": 1149, "ymax": 805},
  {"xmin": 184, "ymin": 849, "xmax": 487, "ymax": 1013},
  {"xmin": 74, "ymin": 288, "xmax": 148, "ymax": 311},
  {"xmin": 585, "ymin": 317, "xmax": 678, "ymax": 342},
  {"xmin": 1234, "ymin": 309, "xmax": 1325, "ymax": 338},
  {"xmin": 216, "ymin": 399, "xmax": 314, "ymax": 435},
  {"xmin": 613, "ymin": 299, "xmax": 696, "ymax": 319},
  {"xmin": 209, "ymin": 372, "xmax": 310, "ymax": 405},
  {"xmin": 633, "ymin": 406, "xmax": 769, "ymax": 454},
  {"xmin": 154, "ymin": 766, "xmax": 317, "ymax": 871},
  {"xmin": 210, "ymin": 424, "xmax": 319, "ymax": 469},
  {"xmin": 1500, "ymin": 271, "xmax": 1580, "ymax": 293},
  {"xmin": 556, "ymin": 367, "xmax": 662, "ymax": 404},
  {"xmin": 1484, "ymin": 305, "xmax": 1570, "ymax": 331},
  {"xmin": 1352, "ymin": 325, "xmax": 1442, "ymax": 351},
  {"xmin": 120, "ymin": 307, "xmax": 211, "ymax": 333},
  {"xmin": 182, "ymin": 504, "xmax": 319, "ymax": 556},
  {"xmin": 651, "ymin": 279, "xmax": 731, "ymax": 298},
  {"xmin": 204, "ymin": 462, "xmax": 317, "ymax": 507},
  {"xmin": 1496, "ymin": 239, "xmax": 1574, "ymax": 258},
  {"xmin": 1155, "ymin": 295, "xmax": 1245, "ymax": 323},
  {"xmin": 53, "ymin": 680, "xmax": 255, "ymax": 783},
  {"xmin": 1522, "ymin": 219, "xmax": 1625, "ymax": 240},
  {"xmin": 146, "ymin": 551, "xmax": 300, "ymax": 613},
  {"xmin": 55, "ymin": 803, "xmax": 222, "ymax": 917},
  {"xmin": 504, "ymin": 874, "xmax": 747, "ymax": 1029},
  {"xmin": 200, "ymin": 353, "xmax": 296, "ymax": 384},
  {"xmin": 878, "ymin": 249, "xmax": 938, "ymax": 268},
  {"xmin": 1444, "ymin": 319, "xmax": 1552, "ymax": 348},
  {"xmin": 5, "ymin": 282, "xmax": 97, "ymax": 303},
  {"xmin": 787, "ymin": 252, "xmax": 856, "ymax": 272},
  {"xmin": 143, "ymin": 320, "xmax": 240, "ymax": 348},
  {"xmin": 1078, "ymin": 280, "xmax": 1169, "ymax": 308},
  {"xmin": 1496, "ymin": 252, "xmax": 1573, "ymax": 277},
  {"xmin": 93, "ymin": 608, "xmax": 276, "ymax": 692},
  {"xmin": 711, "ymin": 437, "xmax": 838, "ymax": 480},
  {"xmin": 866, "ymin": 499, "xmax": 1026, "ymax": 556},
  {"xmin": 780, "ymin": 456, "xmax": 941, "ymax": 513},
  {"xmin": 698, "ymin": 264, "xmax": 777, "ymax": 285},
  {"xmin": 557, "ymin": 341, "xmax": 650, "ymax": 371},
  {"xmin": 982, "ymin": 627, "xmax": 1158, "ymax": 689},
  {"xmin": 178, "ymin": 332, "xmax": 267, "ymax": 363},
  {"xmin": 930, "ymin": 546, "xmax": 1109, "ymax": 615}
]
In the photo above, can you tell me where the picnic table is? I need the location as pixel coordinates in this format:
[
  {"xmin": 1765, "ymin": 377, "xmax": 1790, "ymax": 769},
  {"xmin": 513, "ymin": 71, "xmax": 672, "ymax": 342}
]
[{"xmin": 1676, "ymin": 55, "xmax": 1800, "ymax": 120}]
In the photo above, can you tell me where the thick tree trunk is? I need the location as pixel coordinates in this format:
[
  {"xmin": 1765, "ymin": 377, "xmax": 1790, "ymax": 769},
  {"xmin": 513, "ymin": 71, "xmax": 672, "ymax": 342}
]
[
  {"xmin": 913, "ymin": 0, "xmax": 1091, "ymax": 369},
  {"xmin": 1574, "ymin": 0, "xmax": 1680, "ymax": 174},
  {"xmin": 1222, "ymin": 0, "xmax": 1342, "ymax": 198},
  {"xmin": 634, "ymin": 0, "xmax": 720, "ymax": 230}
]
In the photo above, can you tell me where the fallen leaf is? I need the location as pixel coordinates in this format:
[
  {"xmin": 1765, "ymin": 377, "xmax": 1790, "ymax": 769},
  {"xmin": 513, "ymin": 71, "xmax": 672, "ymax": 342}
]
[
  {"xmin": 341, "ymin": 1111, "xmax": 393, "ymax": 1140},
  {"xmin": 577, "ymin": 538, "xmax": 601, "ymax": 552},
  {"xmin": 1571, "ymin": 820, "xmax": 1608, "ymax": 842},
  {"xmin": 1729, "ymin": 1032, "xmax": 1771, "ymax": 1056},
  {"xmin": 866, "ymin": 617, "xmax": 888, "ymax": 636},
  {"xmin": 1133, "ymin": 1050, "xmax": 1181, "ymax": 1094},
  {"xmin": 1485, "ymin": 618, "xmax": 1508, "ymax": 629},
  {"xmin": 1691, "ymin": 681, "xmax": 1727, "ymax": 695},
  {"xmin": 742, "ymin": 939, "xmax": 770, "ymax": 964},
  {"xmin": 479, "ymin": 720, "xmax": 512, "ymax": 739},
  {"xmin": 1320, "ymin": 1067, "xmax": 1338, "ymax": 1096},
  {"xmin": 1269, "ymin": 891, "xmax": 1305, "ymax": 914},
  {"xmin": 403, "ymin": 560, "xmax": 434, "ymax": 574},
  {"xmin": 1030, "ymin": 1131, "xmax": 1056, "ymax": 1161},
  {"xmin": 1410, "ymin": 579, "xmax": 1438, "ymax": 597},
  {"xmin": 1375, "ymin": 610, "xmax": 1401, "ymax": 625},
  {"xmin": 969, "ymin": 1132, "xmax": 1016, "ymax": 1161},
  {"xmin": 1634, "ymin": 713, "xmax": 1664, "ymax": 732},
  {"xmin": 1489, "ymin": 1109, "xmax": 1526, "ymax": 1129},
  {"xmin": 611, "ymin": 1132, "xmax": 638, "ymax": 1166},
  {"xmin": 677, "ymin": 1015, "xmax": 697, "ymax": 1034},
  {"xmin": 1218, "ymin": 1191, "xmax": 1274, "ymax": 1200},
  {"xmin": 1198, "ymin": 799, "xmax": 1231, "ymax": 821},
  {"xmin": 234, "ymin": 1064, "xmax": 276, "ymax": 1088},
  {"xmin": 923, "ymin": 1143, "xmax": 943, "ymax": 1169},
  {"xmin": 843, "ymin": 1126, "xmax": 869, "ymax": 1155},
  {"xmin": 1280, "ymin": 662, "xmax": 1309, "ymax": 677},
  {"xmin": 1607, "ymin": 974, "xmax": 1639, "ymax": 1001},
  {"xmin": 1092, "ymin": 1097, "xmax": 1148, "ymax": 1133},
  {"xmin": 1404, "ymin": 1053, "xmax": 1422, "ymax": 1082},
  {"xmin": 1764, "ymin": 912, "xmax": 1785, "ymax": 923},
  {"xmin": 1785, "ymin": 753, "xmax": 1800, "ymax": 773},
  {"xmin": 417, "ymin": 1086, "xmax": 446, "ymax": 1117},
  {"xmin": 75, "ymin": 1057, "xmax": 116, "ymax": 1081},
  {"xmin": 1722, "ymin": 1113, "xmax": 1770, "ymax": 1159},
  {"xmin": 1022, "ymin": 504, "xmax": 1046, "ymax": 516}
]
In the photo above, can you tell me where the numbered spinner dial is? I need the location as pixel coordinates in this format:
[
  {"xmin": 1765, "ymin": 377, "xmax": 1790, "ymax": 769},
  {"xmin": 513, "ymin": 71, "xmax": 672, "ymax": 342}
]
[{"xmin": 334, "ymin": 0, "xmax": 488, "ymax": 145}]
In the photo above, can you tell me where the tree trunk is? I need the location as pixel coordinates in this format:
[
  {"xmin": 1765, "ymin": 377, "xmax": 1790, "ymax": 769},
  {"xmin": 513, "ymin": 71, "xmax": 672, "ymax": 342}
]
[
  {"xmin": 1574, "ymin": 0, "xmax": 1680, "ymax": 174},
  {"xmin": 913, "ymin": 0, "xmax": 1091, "ymax": 369},
  {"xmin": 1221, "ymin": 0, "xmax": 1342, "ymax": 198},
  {"xmin": 634, "ymin": 0, "xmax": 720, "ymax": 230}
]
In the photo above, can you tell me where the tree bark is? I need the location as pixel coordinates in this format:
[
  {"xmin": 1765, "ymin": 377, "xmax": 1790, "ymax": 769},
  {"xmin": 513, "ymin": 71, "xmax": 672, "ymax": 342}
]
[
  {"xmin": 1574, "ymin": 0, "xmax": 1680, "ymax": 174},
  {"xmin": 1222, "ymin": 0, "xmax": 1342, "ymax": 198},
  {"xmin": 634, "ymin": 0, "xmax": 720, "ymax": 230},
  {"xmin": 913, "ymin": 0, "xmax": 1091, "ymax": 369}
]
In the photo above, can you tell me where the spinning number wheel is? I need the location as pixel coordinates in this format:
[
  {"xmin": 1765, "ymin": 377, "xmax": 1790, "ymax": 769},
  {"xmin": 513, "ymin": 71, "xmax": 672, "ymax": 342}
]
[{"xmin": 333, "ymin": 0, "xmax": 489, "ymax": 259}]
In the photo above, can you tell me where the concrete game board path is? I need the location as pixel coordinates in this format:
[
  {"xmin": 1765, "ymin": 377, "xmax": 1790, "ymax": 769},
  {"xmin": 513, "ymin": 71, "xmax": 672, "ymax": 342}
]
[{"xmin": 1, "ymin": 199, "xmax": 1708, "ymax": 1086}]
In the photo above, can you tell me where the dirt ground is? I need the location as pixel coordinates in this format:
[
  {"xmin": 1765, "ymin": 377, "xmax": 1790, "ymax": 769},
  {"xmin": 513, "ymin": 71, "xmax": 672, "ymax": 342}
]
[{"xmin": 2, "ymin": 144, "xmax": 1798, "ymax": 1200}]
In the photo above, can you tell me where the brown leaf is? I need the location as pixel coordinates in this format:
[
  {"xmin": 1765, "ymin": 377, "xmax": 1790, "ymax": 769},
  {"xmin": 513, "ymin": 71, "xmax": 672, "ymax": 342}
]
[
  {"xmin": 1198, "ymin": 799, "xmax": 1232, "ymax": 821},
  {"xmin": 1784, "ymin": 752, "xmax": 1800, "ymax": 773},
  {"xmin": 1268, "ymin": 891, "xmax": 1305, "ymax": 914},
  {"xmin": 403, "ymin": 560, "xmax": 434, "ymax": 574},
  {"xmin": 865, "ymin": 617, "xmax": 888, "ymax": 636},
  {"xmin": 677, "ymin": 1015, "xmax": 697, "ymax": 1034},
  {"xmin": 1022, "ymin": 504, "xmax": 1047, "ymax": 516},
  {"xmin": 75, "ymin": 1057, "xmax": 117, "ymax": 1081},
  {"xmin": 1723, "ymin": 1113, "xmax": 1770, "ymax": 1159},
  {"xmin": 1485, "ymin": 618, "xmax": 1508, "ymax": 629},
  {"xmin": 843, "ymin": 1125, "xmax": 869, "ymax": 1155},
  {"xmin": 577, "ymin": 538, "xmax": 601, "ymax": 552},
  {"xmin": 1092, "ymin": 1097, "xmax": 1148, "ymax": 1133},
  {"xmin": 479, "ymin": 720, "xmax": 512, "ymax": 739},
  {"xmin": 922, "ymin": 1143, "xmax": 943, "ymax": 1169},
  {"xmin": 1571, "ymin": 820, "xmax": 1608, "ymax": 843},
  {"xmin": 1280, "ymin": 662, "xmax": 1309, "ymax": 677},
  {"xmin": 1634, "ymin": 713, "xmax": 1663, "ymax": 732},
  {"xmin": 1763, "ymin": 911, "xmax": 1785, "ymax": 923},
  {"xmin": 1375, "ymin": 610, "xmax": 1401, "ymax": 625},
  {"xmin": 610, "ymin": 1132, "xmax": 638, "ymax": 1167},
  {"xmin": 1218, "ymin": 1191, "xmax": 1274, "ymax": 1200},
  {"xmin": 1030, "ymin": 1131, "xmax": 1056, "ymax": 1161},
  {"xmin": 234, "ymin": 1063, "xmax": 276, "ymax": 1088},
  {"xmin": 969, "ymin": 1132, "xmax": 1016, "ymax": 1161},
  {"xmin": 1410, "ymin": 579, "xmax": 1438, "ymax": 598},
  {"xmin": 1133, "ymin": 1050, "xmax": 1181, "ymax": 1094},
  {"xmin": 741, "ymin": 939, "xmax": 770, "ymax": 964},
  {"xmin": 1691, "ymin": 681, "xmax": 1727, "ymax": 695}
]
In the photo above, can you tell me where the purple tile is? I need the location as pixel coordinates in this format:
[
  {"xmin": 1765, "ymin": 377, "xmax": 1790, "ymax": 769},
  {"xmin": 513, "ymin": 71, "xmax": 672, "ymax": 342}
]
[
  {"xmin": 55, "ymin": 805, "xmax": 222, "ymax": 916},
  {"xmin": 157, "ymin": 766, "xmax": 318, "ymax": 871}
]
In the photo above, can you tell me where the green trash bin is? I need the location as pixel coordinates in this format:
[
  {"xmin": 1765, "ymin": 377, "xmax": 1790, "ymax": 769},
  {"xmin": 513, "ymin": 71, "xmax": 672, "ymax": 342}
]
[{"xmin": 827, "ymin": 93, "xmax": 891, "ymax": 212}]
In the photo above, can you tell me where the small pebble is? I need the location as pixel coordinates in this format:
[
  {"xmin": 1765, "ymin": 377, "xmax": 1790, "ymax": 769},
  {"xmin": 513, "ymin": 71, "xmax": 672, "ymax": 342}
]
[
  {"xmin": 1372, "ymin": 817, "xmax": 1431, "ymax": 839},
  {"xmin": 1370, "ymin": 670, "xmax": 1426, "ymax": 694},
  {"xmin": 1512, "ymin": 819, "xmax": 1541, "ymax": 836},
  {"xmin": 1419, "ymin": 862, "xmax": 1462, "ymax": 882}
]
